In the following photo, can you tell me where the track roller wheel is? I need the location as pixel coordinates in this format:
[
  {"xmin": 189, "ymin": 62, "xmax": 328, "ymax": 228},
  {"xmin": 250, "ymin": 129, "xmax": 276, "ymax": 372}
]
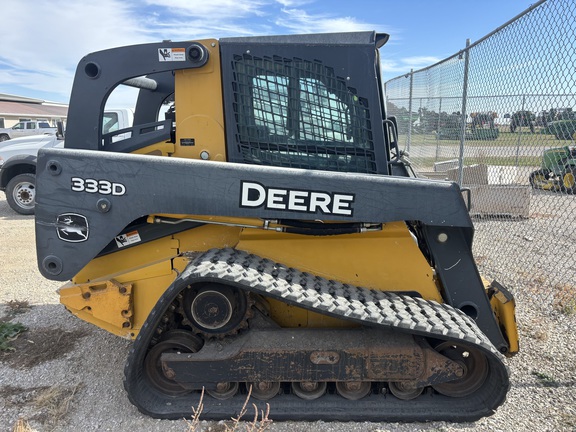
[
  {"xmin": 388, "ymin": 381, "xmax": 424, "ymax": 400},
  {"xmin": 207, "ymin": 382, "xmax": 239, "ymax": 400},
  {"xmin": 248, "ymin": 381, "xmax": 281, "ymax": 400},
  {"xmin": 143, "ymin": 330, "xmax": 203, "ymax": 396},
  {"xmin": 335, "ymin": 381, "xmax": 371, "ymax": 400},
  {"xmin": 432, "ymin": 342, "xmax": 489, "ymax": 398},
  {"xmin": 291, "ymin": 381, "xmax": 327, "ymax": 400}
]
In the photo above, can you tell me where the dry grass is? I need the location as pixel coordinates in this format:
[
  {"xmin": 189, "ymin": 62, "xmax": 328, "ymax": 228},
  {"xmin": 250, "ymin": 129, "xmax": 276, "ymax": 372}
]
[
  {"xmin": 2, "ymin": 384, "xmax": 81, "ymax": 431},
  {"xmin": 552, "ymin": 283, "xmax": 576, "ymax": 315},
  {"xmin": 32, "ymin": 383, "xmax": 82, "ymax": 430},
  {"xmin": 474, "ymin": 254, "xmax": 487, "ymax": 266},
  {"xmin": 184, "ymin": 388, "xmax": 205, "ymax": 431},
  {"xmin": 185, "ymin": 386, "xmax": 272, "ymax": 432},
  {"xmin": 6, "ymin": 300, "xmax": 31, "ymax": 316},
  {"xmin": 12, "ymin": 418, "xmax": 36, "ymax": 432},
  {"xmin": 560, "ymin": 412, "xmax": 576, "ymax": 429},
  {"xmin": 532, "ymin": 329, "xmax": 548, "ymax": 341},
  {"xmin": 519, "ymin": 317, "xmax": 549, "ymax": 341}
]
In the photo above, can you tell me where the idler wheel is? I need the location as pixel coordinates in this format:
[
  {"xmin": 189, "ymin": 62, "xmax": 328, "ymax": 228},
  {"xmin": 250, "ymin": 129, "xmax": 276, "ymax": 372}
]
[
  {"xmin": 432, "ymin": 341, "xmax": 489, "ymax": 398},
  {"xmin": 143, "ymin": 330, "xmax": 203, "ymax": 396}
]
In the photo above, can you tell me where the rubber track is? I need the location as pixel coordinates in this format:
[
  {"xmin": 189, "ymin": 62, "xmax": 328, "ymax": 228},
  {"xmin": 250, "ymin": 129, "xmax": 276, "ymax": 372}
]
[{"xmin": 124, "ymin": 248, "xmax": 510, "ymax": 422}]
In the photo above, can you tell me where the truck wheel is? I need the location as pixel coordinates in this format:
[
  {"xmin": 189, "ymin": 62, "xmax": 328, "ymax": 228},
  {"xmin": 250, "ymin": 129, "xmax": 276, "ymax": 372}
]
[
  {"xmin": 0, "ymin": 134, "xmax": 9, "ymax": 142},
  {"xmin": 562, "ymin": 168, "xmax": 576, "ymax": 194},
  {"xmin": 6, "ymin": 173, "xmax": 36, "ymax": 215}
]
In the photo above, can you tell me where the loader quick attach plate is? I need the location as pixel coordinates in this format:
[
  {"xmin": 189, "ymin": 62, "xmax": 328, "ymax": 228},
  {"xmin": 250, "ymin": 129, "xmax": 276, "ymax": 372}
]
[{"xmin": 124, "ymin": 248, "xmax": 510, "ymax": 422}]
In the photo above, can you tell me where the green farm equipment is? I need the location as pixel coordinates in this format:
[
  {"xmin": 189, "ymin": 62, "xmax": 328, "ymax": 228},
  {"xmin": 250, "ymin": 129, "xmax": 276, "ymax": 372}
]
[
  {"xmin": 541, "ymin": 120, "xmax": 576, "ymax": 140},
  {"xmin": 529, "ymin": 145, "xmax": 576, "ymax": 193},
  {"xmin": 510, "ymin": 111, "xmax": 535, "ymax": 133},
  {"xmin": 469, "ymin": 112, "xmax": 499, "ymax": 140}
]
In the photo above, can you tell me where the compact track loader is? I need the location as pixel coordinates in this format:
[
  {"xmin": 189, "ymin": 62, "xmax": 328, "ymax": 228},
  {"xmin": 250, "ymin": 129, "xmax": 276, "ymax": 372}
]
[{"xmin": 35, "ymin": 32, "xmax": 518, "ymax": 422}]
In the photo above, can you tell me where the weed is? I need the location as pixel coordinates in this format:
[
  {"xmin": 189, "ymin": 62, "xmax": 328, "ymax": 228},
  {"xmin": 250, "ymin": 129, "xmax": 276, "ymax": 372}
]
[
  {"xmin": 531, "ymin": 370, "xmax": 560, "ymax": 388},
  {"xmin": 0, "ymin": 321, "xmax": 27, "ymax": 351},
  {"xmin": 6, "ymin": 300, "xmax": 31, "ymax": 316},
  {"xmin": 185, "ymin": 386, "xmax": 272, "ymax": 432},
  {"xmin": 474, "ymin": 254, "xmax": 487, "ymax": 266},
  {"xmin": 226, "ymin": 385, "xmax": 272, "ymax": 432},
  {"xmin": 533, "ymin": 330, "xmax": 548, "ymax": 341},
  {"xmin": 184, "ymin": 388, "xmax": 205, "ymax": 431}
]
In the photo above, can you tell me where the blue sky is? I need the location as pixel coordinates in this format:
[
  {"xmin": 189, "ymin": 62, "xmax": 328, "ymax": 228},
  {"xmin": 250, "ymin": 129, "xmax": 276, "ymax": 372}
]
[{"xmin": 0, "ymin": 0, "xmax": 535, "ymax": 105}]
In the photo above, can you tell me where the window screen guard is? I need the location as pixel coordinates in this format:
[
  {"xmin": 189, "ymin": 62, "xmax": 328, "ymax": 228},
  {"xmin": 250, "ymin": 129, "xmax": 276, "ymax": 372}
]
[{"xmin": 230, "ymin": 54, "xmax": 378, "ymax": 174}]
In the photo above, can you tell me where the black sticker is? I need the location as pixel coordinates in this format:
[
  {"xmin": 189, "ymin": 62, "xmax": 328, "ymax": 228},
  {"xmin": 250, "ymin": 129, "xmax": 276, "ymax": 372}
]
[{"xmin": 56, "ymin": 213, "xmax": 89, "ymax": 243}]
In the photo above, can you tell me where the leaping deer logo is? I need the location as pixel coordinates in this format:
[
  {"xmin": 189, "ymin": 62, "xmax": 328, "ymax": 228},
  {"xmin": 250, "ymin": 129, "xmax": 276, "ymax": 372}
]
[{"xmin": 56, "ymin": 214, "xmax": 89, "ymax": 242}]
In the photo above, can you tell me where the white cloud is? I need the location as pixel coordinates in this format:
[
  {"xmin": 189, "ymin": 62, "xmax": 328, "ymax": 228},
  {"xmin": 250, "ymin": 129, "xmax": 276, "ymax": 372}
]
[
  {"xmin": 142, "ymin": 0, "xmax": 268, "ymax": 18},
  {"xmin": 0, "ymin": 0, "xmax": 148, "ymax": 101},
  {"xmin": 379, "ymin": 56, "xmax": 442, "ymax": 78},
  {"xmin": 0, "ymin": 0, "xmax": 407, "ymax": 105},
  {"xmin": 402, "ymin": 56, "xmax": 442, "ymax": 68},
  {"xmin": 275, "ymin": 8, "xmax": 384, "ymax": 34},
  {"xmin": 275, "ymin": 0, "xmax": 313, "ymax": 6},
  {"xmin": 0, "ymin": 1, "xmax": 146, "ymax": 65}
]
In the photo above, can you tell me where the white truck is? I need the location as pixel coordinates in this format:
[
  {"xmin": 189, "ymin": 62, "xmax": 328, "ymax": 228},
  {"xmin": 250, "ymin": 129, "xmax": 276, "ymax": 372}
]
[
  {"xmin": 0, "ymin": 108, "xmax": 134, "ymax": 214},
  {"xmin": 0, "ymin": 120, "xmax": 58, "ymax": 142}
]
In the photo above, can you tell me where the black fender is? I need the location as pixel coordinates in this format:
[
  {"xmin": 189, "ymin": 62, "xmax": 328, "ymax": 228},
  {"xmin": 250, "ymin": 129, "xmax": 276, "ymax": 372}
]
[{"xmin": 0, "ymin": 155, "xmax": 37, "ymax": 190}]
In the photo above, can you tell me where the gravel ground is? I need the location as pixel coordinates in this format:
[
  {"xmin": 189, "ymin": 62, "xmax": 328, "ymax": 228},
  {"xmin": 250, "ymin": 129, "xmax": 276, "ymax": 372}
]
[{"xmin": 0, "ymin": 191, "xmax": 575, "ymax": 432}]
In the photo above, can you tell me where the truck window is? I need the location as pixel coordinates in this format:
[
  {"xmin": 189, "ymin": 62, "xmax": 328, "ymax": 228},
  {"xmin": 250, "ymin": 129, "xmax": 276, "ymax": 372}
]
[
  {"xmin": 13, "ymin": 123, "xmax": 24, "ymax": 130},
  {"xmin": 103, "ymin": 112, "xmax": 120, "ymax": 134},
  {"xmin": 39, "ymin": 122, "xmax": 52, "ymax": 128},
  {"xmin": 26, "ymin": 123, "xmax": 37, "ymax": 130}
]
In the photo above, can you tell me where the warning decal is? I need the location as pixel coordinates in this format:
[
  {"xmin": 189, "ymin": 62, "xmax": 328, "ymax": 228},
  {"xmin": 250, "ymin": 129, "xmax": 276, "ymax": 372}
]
[
  {"xmin": 115, "ymin": 230, "xmax": 142, "ymax": 248},
  {"xmin": 158, "ymin": 47, "xmax": 186, "ymax": 62}
]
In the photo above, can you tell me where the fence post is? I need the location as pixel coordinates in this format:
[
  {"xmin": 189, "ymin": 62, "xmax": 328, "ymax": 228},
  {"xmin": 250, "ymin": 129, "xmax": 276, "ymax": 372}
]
[
  {"xmin": 515, "ymin": 94, "xmax": 526, "ymax": 167},
  {"xmin": 407, "ymin": 69, "xmax": 414, "ymax": 153},
  {"xmin": 457, "ymin": 39, "xmax": 471, "ymax": 187},
  {"xmin": 435, "ymin": 97, "xmax": 442, "ymax": 162}
]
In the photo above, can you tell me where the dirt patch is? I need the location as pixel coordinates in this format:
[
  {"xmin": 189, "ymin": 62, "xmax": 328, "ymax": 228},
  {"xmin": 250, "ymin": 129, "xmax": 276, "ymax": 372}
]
[
  {"xmin": 1, "ymin": 385, "xmax": 51, "ymax": 407},
  {"xmin": 1, "ymin": 328, "xmax": 89, "ymax": 368}
]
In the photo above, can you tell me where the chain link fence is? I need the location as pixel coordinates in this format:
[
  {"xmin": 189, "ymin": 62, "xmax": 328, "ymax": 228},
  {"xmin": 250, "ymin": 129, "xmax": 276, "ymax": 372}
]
[{"xmin": 385, "ymin": 0, "xmax": 576, "ymax": 313}]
